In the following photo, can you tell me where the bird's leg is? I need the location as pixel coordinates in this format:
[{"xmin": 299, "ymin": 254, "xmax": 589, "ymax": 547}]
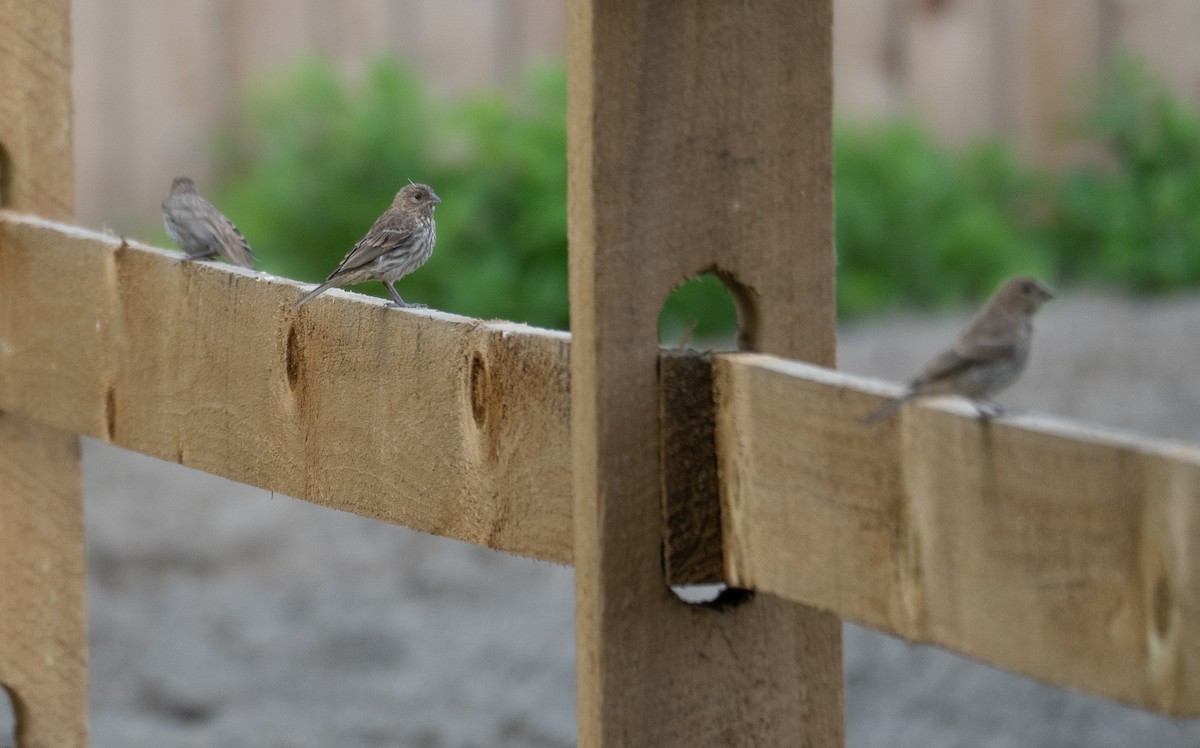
[
  {"xmin": 975, "ymin": 400, "xmax": 1004, "ymax": 420},
  {"xmin": 177, "ymin": 248, "xmax": 214, "ymax": 265},
  {"xmin": 384, "ymin": 282, "xmax": 406, "ymax": 307},
  {"xmin": 384, "ymin": 282, "xmax": 426, "ymax": 309}
]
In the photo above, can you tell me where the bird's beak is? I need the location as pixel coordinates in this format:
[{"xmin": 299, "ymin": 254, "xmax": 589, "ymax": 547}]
[
  {"xmin": 1040, "ymin": 283, "xmax": 1056, "ymax": 300},
  {"xmin": 430, "ymin": 193, "xmax": 442, "ymax": 205}
]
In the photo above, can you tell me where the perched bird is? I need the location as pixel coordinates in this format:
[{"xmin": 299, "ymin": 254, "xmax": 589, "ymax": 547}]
[
  {"xmin": 292, "ymin": 183, "xmax": 440, "ymax": 309},
  {"xmin": 863, "ymin": 276, "xmax": 1054, "ymax": 425},
  {"xmin": 162, "ymin": 176, "xmax": 256, "ymax": 269}
]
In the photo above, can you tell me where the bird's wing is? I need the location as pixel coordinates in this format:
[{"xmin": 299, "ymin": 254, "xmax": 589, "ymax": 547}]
[
  {"xmin": 913, "ymin": 347, "xmax": 979, "ymax": 388},
  {"xmin": 163, "ymin": 195, "xmax": 219, "ymax": 252},
  {"xmin": 328, "ymin": 211, "xmax": 416, "ymax": 278},
  {"xmin": 952, "ymin": 335, "xmax": 1019, "ymax": 364},
  {"xmin": 165, "ymin": 193, "xmax": 254, "ymax": 262},
  {"xmin": 953, "ymin": 305, "xmax": 1024, "ymax": 361},
  {"xmin": 914, "ymin": 311, "xmax": 1021, "ymax": 387}
]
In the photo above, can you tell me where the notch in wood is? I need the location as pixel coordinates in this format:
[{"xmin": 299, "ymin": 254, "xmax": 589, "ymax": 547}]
[{"xmin": 659, "ymin": 350, "xmax": 726, "ymax": 586}]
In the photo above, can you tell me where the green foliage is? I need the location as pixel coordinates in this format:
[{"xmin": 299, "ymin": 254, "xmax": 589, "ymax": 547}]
[
  {"xmin": 658, "ymin": 274, "xmax": 739, "ymax": 344},
  {"xmin": 835, "ymin": 58, "xmax": 1200, "ymax": 314},
  {"xmin": 834, "ymin": 123, "xmax": 1052, "ymax": 318},
  {"xmin": 221, "ymin": 60, "xmax": 432, "ymax": 283},
  {"xmin": 215, "ymin": 57, "xmax": 1200, "ymax": 332},
  {"xmin": 219, "ymin": 59, "xmax": 568, "ymax": 328},
  {"xmin": 428, "ymin": 72, "xmax": 568, "ymax": 326},
  {"xmin": 1047, "ymin": 60, "xmax": 1200, "ymax": 291}
]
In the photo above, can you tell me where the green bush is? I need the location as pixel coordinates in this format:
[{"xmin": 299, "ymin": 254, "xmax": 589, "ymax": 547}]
[
  {"xmin": 214, "ymin": 57, "xmax": 1200, "ymax": 331},
  {"xmin": 1047, "ymin": 60, "xmax": 1200, "ymax": 291},
  {"xmin": 219, "ymin": 59, "xmax": 568, "ymax": 329},
  {"xmin": 429, "ymin": 73, "xmax": 568, "ymax": 327},
  {"xmin": 221, "ymin": 61, "xmax": 434, "ymax": 284},
  {"xmin": 834, "ymin": 123, "xmax": 1052, "ymax": 317}
]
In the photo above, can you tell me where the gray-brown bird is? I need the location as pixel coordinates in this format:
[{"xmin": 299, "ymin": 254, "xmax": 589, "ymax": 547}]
[
  {"xmin": 863, "ymin": 276, "xmax": 1054, "ymax": 425},
  {"xmin": 292, "ymin": 183, "xmax": 440, "ymax": 309},
  {"xmin": 162, "ymin": 176, "xmax": 256, "ymax": 269}
]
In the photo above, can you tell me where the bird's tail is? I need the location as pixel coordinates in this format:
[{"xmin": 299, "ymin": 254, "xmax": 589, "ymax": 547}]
[
  {"xmin": 227, "ymin": 244, "xmax": 257, "ymax": 271},
  {"xmin": 292, "ymin": 281, "xmax": 337, "ymax": 309},
  {"xmin": 862, "ymin": 393, "xmax": 914, "ymax": 426}
]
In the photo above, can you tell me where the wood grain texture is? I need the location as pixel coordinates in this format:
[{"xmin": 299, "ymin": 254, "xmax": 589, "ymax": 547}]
[
  {"xmin": 0, "ymin": 3, "xmax": 88, "ymax": 746},
  {"xmin": 0, "ymin": 214, "xmax": 574, "ymax": 565},
  {"xmin": 0, "ymin": 0, "xmax": 74, "ymax": 217},
  {"xmin": 715, "ymin": 354, "xmax": 1200, "ymax": 715},
  {"xmin": 659, "ymin": 351, "xmax": 723, "ymax": 585},
  {"xmin": 0, "ymin": 416, "xmax": 87, "ymax": 748},
  {"xmin": 568, "ymin": 1, "xmax": 843, "ymax": 745}
]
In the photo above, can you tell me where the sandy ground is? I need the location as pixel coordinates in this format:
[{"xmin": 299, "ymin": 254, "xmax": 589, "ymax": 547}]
[{"xmin": 6, "ymin": 290, "xmax": 1200, "ymax": 747}]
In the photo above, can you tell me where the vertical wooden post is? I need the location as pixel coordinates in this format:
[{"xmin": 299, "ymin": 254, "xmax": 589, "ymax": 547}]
[
  {"xmin": 567, "ymin": 1, "xmax": 843, "ymax": 745},
  {"xmin": 0, "ymin": 2, "xmax": 88, "ymax": 746},
  {"xmin": 0, "ymin": 417, "xmax": 86, "ymax": 748}
]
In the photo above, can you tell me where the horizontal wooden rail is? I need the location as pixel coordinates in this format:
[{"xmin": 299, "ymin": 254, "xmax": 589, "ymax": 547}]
[
  {"xmin": 0, "ymin": 212, "xmax": 573, "ymax": 564},
  {"xmin": 714, "ymin": 354, "xmax": 1200, "ymax": 715},
  {"xmin": 3, "ymin": 213, "xmax": 1200, "ymax": 715}
]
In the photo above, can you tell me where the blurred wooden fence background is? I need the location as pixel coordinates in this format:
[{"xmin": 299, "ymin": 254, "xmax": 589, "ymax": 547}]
[
  {"xmin": 73, "ymin": 0, "xmax": 1200, "ymax": 230},
  {"xmin": 835, "ymin": 0, "xmax": 1200, "ymax": 163},
  {"xmin": 71, "ymin": 0, "xmax": 566, "ymax": 229}
]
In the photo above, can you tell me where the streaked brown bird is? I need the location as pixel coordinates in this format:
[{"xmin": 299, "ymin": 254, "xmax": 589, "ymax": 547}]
[
  {"xmin": 292, "ymin": 183, "xmax": 440, "ymax": 309},
  {"xmin": 863, "ymin": 276, "xmax": 1054, "ymax": 425},
  {"xmin": 162, "ymin": 176, "xmax": 256, "ymax": 269}
]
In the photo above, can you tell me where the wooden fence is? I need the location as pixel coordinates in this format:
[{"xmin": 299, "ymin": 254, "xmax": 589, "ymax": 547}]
[
  {"xmin": 71, "ymin": 0, "xmax": 566, "ymax": 230},
  {"xmin": 71, "ymin": 0, "xmax": 1200, "ymax": 231},
  {"xmin": 3, "ymin": 1, "xmax": 1199, "ymax": 745},
  {"xmin": 836, "ymin": 0, "xmax": 1200, "ymax": 167}
]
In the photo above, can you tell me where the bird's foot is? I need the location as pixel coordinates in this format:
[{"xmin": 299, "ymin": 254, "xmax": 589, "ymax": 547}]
[{"xmin": 975, "ymin": 401, "xmax": 1004, "ymax": 421}]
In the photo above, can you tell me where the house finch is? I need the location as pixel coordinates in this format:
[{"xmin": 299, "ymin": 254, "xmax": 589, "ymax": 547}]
[
  {"xmin": 863, "ymin": 276, "xmax": 1054, "ymax": 425},
  {"xmin": 162, "ymin": 176, "xmax": 256, "ymax": 269},
  {"xmin": 292, "ymin": 183, "xmax": 440, "ymax": 309}
]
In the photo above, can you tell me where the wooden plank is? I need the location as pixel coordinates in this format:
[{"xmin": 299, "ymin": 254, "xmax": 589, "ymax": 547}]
[
  {"xmin": 0, "ymin": 415, "xmax": 87, "ymax": 748},
  {"xmin": 1006, "ymin": 0, "xmax": 1104, "ymax": 167},
  {"xmin": 1110, "ymin": 0, "xmax": 1200, "ymax": 102},
  {"xmin": 715, "ymin": 353, "xmax": 1200, "ymax": 715},
  {"xmin": 832, "ymin": 0, "xmax": 903, "ymax": 120},
  {"xmin": 0, "ymin": 214, "xmax": 574, "ymax": 565},
  {"xmin": 0, "ymin": 1, "xmax": 74, "ymax": 216},
  {"xmin": 903, "ymin": 0, "xmax": 1003, "ymax": 146},
  {"xmin": 567, "ymin": 1, "xmax": 843, "ymax": 745},
  {"xmin": 0, "ymin": 3, "xmax": 88, "ymax": 746}
]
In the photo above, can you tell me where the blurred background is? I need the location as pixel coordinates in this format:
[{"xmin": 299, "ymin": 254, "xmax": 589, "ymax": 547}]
[
  {"xmin": 73, "ymin": 0, "xmax": 1200, "ymax": 331},
  {"xmin": 59, "ymin": 1, "xmax": 1200, "ymax": 747}
]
